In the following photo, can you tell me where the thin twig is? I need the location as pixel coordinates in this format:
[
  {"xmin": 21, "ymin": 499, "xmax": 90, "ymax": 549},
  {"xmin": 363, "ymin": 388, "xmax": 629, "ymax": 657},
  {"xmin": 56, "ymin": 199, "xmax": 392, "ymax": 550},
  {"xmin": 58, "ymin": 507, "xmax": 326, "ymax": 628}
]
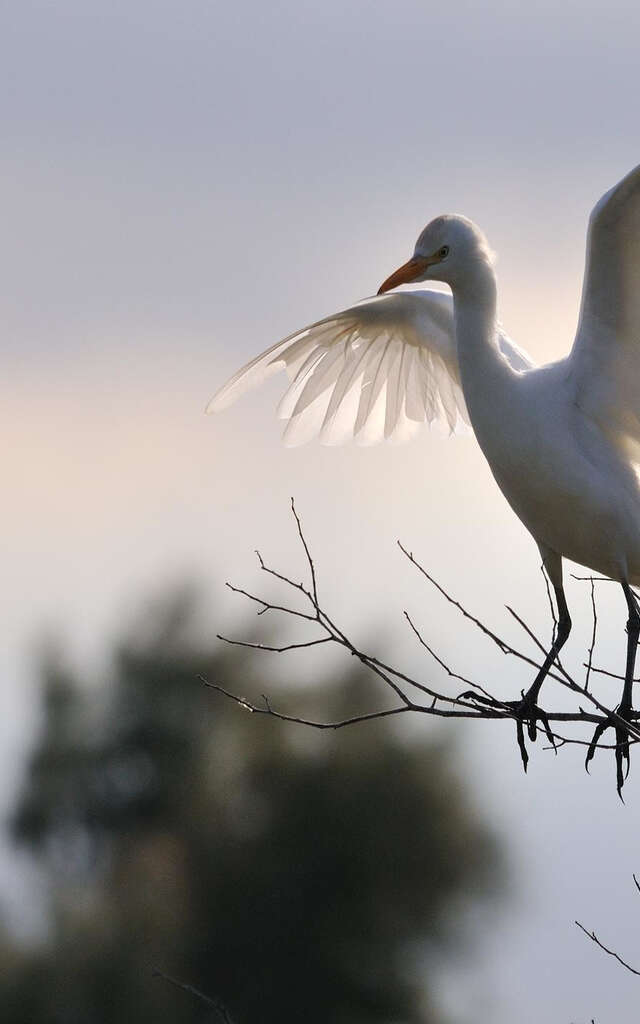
[
  {"xmin": 291, "ymin": 496, "xmax": 319, "ymax": 606},
  {"xmin": 506, "ymin": 604, "xmax": 571, "ymax": 682},
  {"xmin": 575, "ymin": 922, "xmax": 640, "ymax": 977},
  {"xmin": 585, "ymin": 577, "xmax": 598, "ymax": 692},
  {"xmin": 224, "ymin": 582, "xmax": 316, "ymax": 622},
  {"xmin": 153, "ymin": 967, "xmax": 234, "ymax": 1022},
  {"xmin": 403, "ymin": 610, "xmax": 498, "ymax": 705},
  {"xmin": 199, "ymin": 679, "xmax": 415, "ymax": 727},
  {"xmin": 398, "ymin": 542, "xmax": 566, "ymax": 684},
  {"xmin": 217, "ymin": 634, "xmax": 332, "ymax": 654},
  {"xmin": 582, "ymin": 665, "xmax": 640, "ymax": 684},
  {"xmin": 255, "ymin": 548, "xmax": 316, "ymax": 607}
]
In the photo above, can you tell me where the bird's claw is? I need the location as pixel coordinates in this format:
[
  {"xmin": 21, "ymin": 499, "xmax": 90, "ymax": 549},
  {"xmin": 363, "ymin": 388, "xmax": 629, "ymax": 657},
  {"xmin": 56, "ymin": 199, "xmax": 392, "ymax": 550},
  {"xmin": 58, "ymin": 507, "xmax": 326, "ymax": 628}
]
[
  {"xmin": 585, "ymin": 707, "xmax": 633, "ymax": 799},
  {"xmin": 509, "ymin": 692, "xmax": 555, "ymax": 772},
  {"xmin": 458, "ymin": 689, "xmax": 555, "ymax": 772}
]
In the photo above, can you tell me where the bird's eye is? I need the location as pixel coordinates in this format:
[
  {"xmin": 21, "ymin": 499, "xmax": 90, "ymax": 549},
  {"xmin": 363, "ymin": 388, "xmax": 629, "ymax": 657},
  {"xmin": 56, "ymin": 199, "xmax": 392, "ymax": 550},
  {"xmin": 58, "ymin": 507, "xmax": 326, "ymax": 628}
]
[{"xmin": 438, "ymin": 246, "xmax": 450, "ymax": 259}]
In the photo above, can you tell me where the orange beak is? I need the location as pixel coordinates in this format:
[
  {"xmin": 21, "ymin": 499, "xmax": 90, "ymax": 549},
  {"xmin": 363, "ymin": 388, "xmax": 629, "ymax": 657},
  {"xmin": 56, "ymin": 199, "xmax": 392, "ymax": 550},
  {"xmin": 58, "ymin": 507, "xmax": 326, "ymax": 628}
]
[{"xmin": 377, "ymin": 255, "xmax": 434, "ymax": 295}]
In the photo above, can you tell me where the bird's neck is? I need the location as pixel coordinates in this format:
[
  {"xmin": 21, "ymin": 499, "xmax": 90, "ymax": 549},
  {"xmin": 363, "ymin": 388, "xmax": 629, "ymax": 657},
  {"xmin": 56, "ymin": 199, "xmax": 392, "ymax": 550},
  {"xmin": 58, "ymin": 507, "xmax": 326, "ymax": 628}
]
[{"xmin": 452, "ymin": 261, "xmax": 506, "ymax": 396}]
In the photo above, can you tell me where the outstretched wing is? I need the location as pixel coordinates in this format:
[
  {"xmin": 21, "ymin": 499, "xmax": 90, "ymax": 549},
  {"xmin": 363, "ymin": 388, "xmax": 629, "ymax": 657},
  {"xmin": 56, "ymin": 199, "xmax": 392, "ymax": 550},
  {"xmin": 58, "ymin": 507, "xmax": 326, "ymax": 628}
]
[
  {"xmin": 208, "ymin": 289, "xmax": 532, "ymax": 447},
  {"xmin": 569, "ymin": 163, "xmax": 640, "ymax": 445}
]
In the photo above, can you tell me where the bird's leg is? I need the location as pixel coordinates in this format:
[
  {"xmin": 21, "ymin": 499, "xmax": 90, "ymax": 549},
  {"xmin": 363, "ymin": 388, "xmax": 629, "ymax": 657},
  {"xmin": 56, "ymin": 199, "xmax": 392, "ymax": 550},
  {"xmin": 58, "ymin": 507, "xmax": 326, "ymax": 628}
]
[
  {"xmin": 512, "ymin": 584, "xmax": 572, "ymax": 770},
  {"xmin": 586, "ymin": 582, "xmax": 640, "ymax": 797},
  {"xmin": 460, "ymin": 581, "xmax": 571, "ymax": 771},
  {"xmin": 615, "ymin": 585, "xmax": 640, "ymax": 793}
]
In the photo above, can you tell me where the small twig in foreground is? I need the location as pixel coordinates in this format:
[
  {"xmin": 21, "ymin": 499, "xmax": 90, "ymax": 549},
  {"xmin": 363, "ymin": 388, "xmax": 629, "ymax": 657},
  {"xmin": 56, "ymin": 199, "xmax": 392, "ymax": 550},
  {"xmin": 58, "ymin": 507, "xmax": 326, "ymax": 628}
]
[{"xmin": 153, "ymin": 967, "xmax": 234, "ymax": 1022}]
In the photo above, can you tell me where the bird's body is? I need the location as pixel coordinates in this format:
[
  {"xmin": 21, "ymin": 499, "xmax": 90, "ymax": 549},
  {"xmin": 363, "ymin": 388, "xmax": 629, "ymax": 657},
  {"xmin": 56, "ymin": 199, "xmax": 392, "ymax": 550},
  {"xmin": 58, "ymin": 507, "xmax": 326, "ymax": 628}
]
[
  {"xmin": 209, "ymin": 163, "xmax": 640, "ymax": 790},
  {"xmin": 481, "ymin": 359, "xmax": 640, "ymax": 586},
  {"xmin": 451, "ymin": 266, "xmax": 640, "ymax": 588}
]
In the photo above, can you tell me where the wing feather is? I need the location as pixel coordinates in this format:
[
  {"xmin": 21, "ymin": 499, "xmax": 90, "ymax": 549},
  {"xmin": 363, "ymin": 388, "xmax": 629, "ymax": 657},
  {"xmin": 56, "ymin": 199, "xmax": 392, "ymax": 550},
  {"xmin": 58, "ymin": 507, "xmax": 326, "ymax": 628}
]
[
  {"xmin": 405, "ymin": 347, "xmax": 427, "ymax": 422},
  {"xmin": 287, "ymin": 340, "xmax": 349, "ymax": 420},
  {"xmin": 569, "ymin": 163, "xmax": 640, "ymax": 448},
  {"xmin": 354, "ymin": 336, "xmax": 395, "ymax": 444},
  {"xmin": 208, "ymin": 289, "xmax": 531, "ymax": 446},
  {"xmin": 276, "ymin": 346, "xmax": 328, "ymax": 419},
  {"xmin": 319, "ymin": 333, "xmax": 373, "ymax": 444},
  {"xmin": 383, "ymin": 342, "xmax": 404, "ymax": 440}
]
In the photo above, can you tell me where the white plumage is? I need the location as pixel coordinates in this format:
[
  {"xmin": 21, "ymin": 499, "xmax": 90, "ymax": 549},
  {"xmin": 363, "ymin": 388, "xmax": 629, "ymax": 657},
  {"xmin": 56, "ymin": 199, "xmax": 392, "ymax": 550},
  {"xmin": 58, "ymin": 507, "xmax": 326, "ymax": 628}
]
[
  {"xmin": 209, "ymin": 163, "xmax": 640, "ymax": 791},
  {"xmin": 207, "ymin": 287, "xmax": 531, "ymax": 446}
]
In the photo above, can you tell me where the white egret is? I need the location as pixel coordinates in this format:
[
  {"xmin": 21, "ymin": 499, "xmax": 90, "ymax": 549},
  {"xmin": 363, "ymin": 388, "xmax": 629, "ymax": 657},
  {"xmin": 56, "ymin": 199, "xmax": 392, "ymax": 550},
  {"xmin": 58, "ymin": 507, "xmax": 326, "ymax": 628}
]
[{"xmin": 208, "ymin": 164, "xmax": 640, "ymax": 793}]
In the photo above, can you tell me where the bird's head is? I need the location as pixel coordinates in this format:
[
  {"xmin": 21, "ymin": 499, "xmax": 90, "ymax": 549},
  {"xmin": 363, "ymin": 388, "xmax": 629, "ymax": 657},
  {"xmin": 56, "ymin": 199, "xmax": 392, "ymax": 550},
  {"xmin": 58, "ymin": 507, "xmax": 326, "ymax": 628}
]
[{"xmin": 378, "ymin": 215, "xmax": 494, "ymax": 295}]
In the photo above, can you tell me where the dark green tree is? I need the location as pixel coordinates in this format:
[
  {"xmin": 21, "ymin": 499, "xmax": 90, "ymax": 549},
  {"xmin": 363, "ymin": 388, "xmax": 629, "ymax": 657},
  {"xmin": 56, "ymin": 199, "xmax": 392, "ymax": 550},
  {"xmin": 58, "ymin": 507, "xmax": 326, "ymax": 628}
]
[{"xmin": 1, "ymin": 585, "xmax": 503, "ymax": 1023}]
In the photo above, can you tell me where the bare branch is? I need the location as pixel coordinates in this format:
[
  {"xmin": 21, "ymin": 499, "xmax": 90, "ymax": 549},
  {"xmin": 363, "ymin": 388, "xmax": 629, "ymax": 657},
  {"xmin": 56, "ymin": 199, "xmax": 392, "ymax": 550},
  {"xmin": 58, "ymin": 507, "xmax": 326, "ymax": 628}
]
[
  {"xmin": 399, "ymin": 542, "xmax": 640, "ymax": 745},
  {"xmin": 582, "ymin": 664, "xmax": 640, "ymax": 684},
  {"xmin": 224, "ymin": 581, "xmax": 316, "ymax": 623},
  {"xmin": 212, "ymin": 501, "xmax": 640, "ymax": 792},
  {"xmin": 255, "ymin": 550, "xmax": 308, "ymax": 595},
  {"xmin": 505, "ymin": 604, "xmax": 570, "ymax": 682},
  {"xmin": 575, "ymin": 921, "xmax": 640, "ymax": 977},
  {"xmin": 403, "ymin": 610, "xmax": 497, "ymax": 704},
  {"xmin": 199, "ymin": 678, "xmax": 413, "ymax": 728},
  {"xmin": 398, "ymin": 542, "xmax": 567, "ymax": 685},
  {"xmin": 217, "ymin": 634, "xmax": 332, "ymax": 654},
  {"xmin": 290, "ymin": 496, "xmax": 319, "ymax": 606},
  {"xmin": 399, "ymin": 542, "xmax": 511, "ymax": 655}
]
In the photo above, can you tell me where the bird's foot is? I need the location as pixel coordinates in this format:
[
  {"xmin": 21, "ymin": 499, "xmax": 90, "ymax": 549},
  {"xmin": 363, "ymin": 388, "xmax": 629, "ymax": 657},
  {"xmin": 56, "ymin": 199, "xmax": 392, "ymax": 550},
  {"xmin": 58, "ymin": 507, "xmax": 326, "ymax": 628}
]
[
  {"xmin": 585, "ymin": 704, "xmax": 634, "ymax": 799},
  {"xmin": 508, "ymin": 689, "xmax": 556, "ymax": 773},
  {"xmin": 459, "ymin": 688, "xmax": 555, "ymax": 772}
]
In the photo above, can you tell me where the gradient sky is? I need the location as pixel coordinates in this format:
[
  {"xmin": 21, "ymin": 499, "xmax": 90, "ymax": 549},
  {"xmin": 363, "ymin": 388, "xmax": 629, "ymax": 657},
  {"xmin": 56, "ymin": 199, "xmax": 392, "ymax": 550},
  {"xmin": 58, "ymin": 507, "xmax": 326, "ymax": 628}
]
[{"xmin": 4, "ymin": 2, "xmax": 640, "ymax": 1021}]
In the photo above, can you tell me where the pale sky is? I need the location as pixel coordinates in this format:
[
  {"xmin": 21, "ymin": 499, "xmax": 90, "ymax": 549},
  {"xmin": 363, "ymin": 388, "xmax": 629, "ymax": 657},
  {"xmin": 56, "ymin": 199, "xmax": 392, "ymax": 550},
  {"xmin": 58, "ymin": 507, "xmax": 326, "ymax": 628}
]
[{"xmin": 4, "ymin": 2, "xmax": 640, "ymax": 1021}]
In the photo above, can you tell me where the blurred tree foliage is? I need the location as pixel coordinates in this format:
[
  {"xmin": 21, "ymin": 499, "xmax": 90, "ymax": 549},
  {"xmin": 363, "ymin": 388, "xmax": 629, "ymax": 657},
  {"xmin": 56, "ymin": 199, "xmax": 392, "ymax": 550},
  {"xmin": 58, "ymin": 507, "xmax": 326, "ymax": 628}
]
[{"xmin": 0, "ymin": 586, "xmax": 503, "ymax": 1023}]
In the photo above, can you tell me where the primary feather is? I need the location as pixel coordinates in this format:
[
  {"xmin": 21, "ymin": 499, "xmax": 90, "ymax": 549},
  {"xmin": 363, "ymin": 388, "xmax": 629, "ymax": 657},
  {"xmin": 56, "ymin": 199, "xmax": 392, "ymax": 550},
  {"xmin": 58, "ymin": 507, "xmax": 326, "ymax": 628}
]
[
  {"xmin": 569, "ymin": 162, "xmax": 640, "ymax": 453},
  {"xmin": 207, "ymin": 289, "xmax": 532, "ymax": 447}
]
